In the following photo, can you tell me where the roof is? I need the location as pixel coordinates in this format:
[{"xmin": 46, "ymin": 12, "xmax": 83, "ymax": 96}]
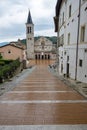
[
  {"xmin": 34, "ymin": 36, "xmax": 57, "ymax": 43},
  {"xmin": 27, "ymin": 10, "xmax": 33, "ymax": 24},
  {"xmin": 34, "ymin": 36, "xmax": 53, "ymax": 45},
  {"xmin": 54, "ymin": 0, "xmax": 62, "ymax": 32},
  {"xmin": 0, "ymin": 44, "xmax": 24, "ymax": 50},
  {"xmin": 56, "ymin": 0, "xmax": 63, "ymax": 17}
]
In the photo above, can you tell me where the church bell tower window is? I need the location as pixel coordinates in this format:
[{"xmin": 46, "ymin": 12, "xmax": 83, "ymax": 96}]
[
  {"xmin": 27, "ymin": 27, "xmax": 32, "ymax": 34},
  {"xmin": 27, "ymin": 27, "xmax": 29, "ymax": 34},
  {"xmin": 30, "ymin": 27, "xmax": 31, "ymax": 33}
]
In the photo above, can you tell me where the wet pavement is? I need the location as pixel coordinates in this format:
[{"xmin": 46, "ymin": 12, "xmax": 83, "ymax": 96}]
[
  {"xmin": 49, "ymin": 66, "xmax": 87, "ymax": 98},
  {"xmin": 0, "ymin": 60, "xmax": 87, "ymax": 129}
]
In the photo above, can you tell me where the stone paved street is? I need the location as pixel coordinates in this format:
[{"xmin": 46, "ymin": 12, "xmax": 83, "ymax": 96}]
[{"xmin": 0, "ymin": 60, "xmax": 87, "ymax": 129}]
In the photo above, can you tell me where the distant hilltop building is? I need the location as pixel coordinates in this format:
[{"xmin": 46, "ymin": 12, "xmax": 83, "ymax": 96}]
[{"xmin": 26, "ymin": 10, "xmax": 56, "ymax": 60}]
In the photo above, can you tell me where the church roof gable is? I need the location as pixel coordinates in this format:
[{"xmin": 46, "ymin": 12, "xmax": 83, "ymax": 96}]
[{"xmin": 34, "ymin": 37, "xmax": 53, "ymax": 46}]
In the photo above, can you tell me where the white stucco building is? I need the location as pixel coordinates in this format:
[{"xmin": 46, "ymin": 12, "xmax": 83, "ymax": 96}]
[{"xmin": 54, "ymin": 0, "xmax": 87, "ymax": 83}]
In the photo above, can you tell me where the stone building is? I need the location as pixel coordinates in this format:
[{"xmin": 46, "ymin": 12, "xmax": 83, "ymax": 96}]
[
  {"xmin": 0, "ymin": 44, "xmax": 25, "ymax": 62},
  {"xmin": 26, "ymin": 11, "xmax": 56, "ymax": 60},
  {"xmin": 54, "ymin": 0, "xmax": 87, "ymax": 83},
  {"xmin": 10, "ymin": 39, "xmax": 26, "ymax": 50},
  {"xmin": 26, "ymin": 11, "xmax": 34, "ymax": 59},
  {"xmin": 34, "ymin": 36, "xmax": 56, "ymax": 60}
]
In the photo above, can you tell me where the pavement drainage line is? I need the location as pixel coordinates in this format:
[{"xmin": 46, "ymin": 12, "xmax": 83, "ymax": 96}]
[
  {"xmin": 8, "ymin": 91, "xmax": 74, "ymax": 93},
  {"xmin": 17, "ymin": 86, "xmax": 68, "ymax": 88},
  {"xmin": 0, "ymin": 100, "xmax": 87, "ymax": 104},
  {"xmin": 0, "ymin": 125, "xmax": 87, "ymax": 130}
]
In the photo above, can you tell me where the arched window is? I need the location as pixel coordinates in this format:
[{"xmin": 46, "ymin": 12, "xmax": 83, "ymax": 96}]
[
  {"xmin": 27, "ymin": 27, "xmax": 32, "ymax": 34},
  {"xmin": 27, "ymin": 27, "xmax": 29, "ymax": 34}
]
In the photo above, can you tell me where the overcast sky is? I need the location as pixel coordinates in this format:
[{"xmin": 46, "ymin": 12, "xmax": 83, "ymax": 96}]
[{"xmin": 0, "ymin": 0, "xmax": 57, "ymax": 43}]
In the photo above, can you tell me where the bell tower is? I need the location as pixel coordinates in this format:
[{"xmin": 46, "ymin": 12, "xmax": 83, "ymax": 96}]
[{"xmin": 26, "ymin": 10, "xmax": 34, "ymax": 59}]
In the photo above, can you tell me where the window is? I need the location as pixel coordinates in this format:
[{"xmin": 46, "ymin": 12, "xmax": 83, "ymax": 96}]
[
  {"xmin": 68, "ymin": 33, "xmax": 70, "ymax": 45},
  {"xmin": 62, "ymin": 34, "xmax": 64, "ymax": 45},
  {"xmin": 69, "ymin": 5, "xmax": 71, "ymax": 18},
  {"xmin": 59, "ymin": 34, "xmax": 64, "ymax": 46},
  {"xmin": 8, "ymin": 50, "xmax": 11, "ymax": 54},
  {"xmin": 61, "ymin": 64, "xmax": 63, "ymax": 73},
  {"xmin": 67, "ymin": 56, "xmax": 69, "ymax": 62},
  {"xmin": 64, "ymin": 51, "xmax": 66, "ymax": 55},
  {"xmin": 62, "ymin": 12, "xmax": 64, "ymax": 24},
  {"xmin": 60, "ymin": 18, "xmax": 61, "ymax": 27},
  {"xmin": 27, "ymin": 27, "xmax": 32, "ymax": 34},
  {"xmin": 79, "ymin": 59, "xmax": 83, "ymax": 67},
  {"xmin": 27, "ymin": 27, "xmax": 29, "ymax": 34},
  {"xmin": 41, "ymin": 41, "xmax": 45, "ymax": 50},
  {"xmin": 28, "ymin": 38, "xmax": 32, "ymax": 40},
  {"xmin": 81, "ymin": 26, "xmax": 85, "ymax": 42}
]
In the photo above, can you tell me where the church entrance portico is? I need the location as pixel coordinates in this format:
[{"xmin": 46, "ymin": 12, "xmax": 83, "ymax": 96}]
[
  {"xmin": 35, "ymin": 53, "xmax": 51, "ymax": 60},
  {"xmin": 34, "ymin": 37, "xmax": 56, "ymax": 60}
]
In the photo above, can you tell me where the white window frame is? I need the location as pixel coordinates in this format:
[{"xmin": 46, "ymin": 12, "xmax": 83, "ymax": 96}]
[
  {"xmin": 68, "ymin": 33, "xmax": 70, "ymax": 45},
  {"xmin": 80, "ymin": 25, "xmax": 85, "ymax": 42},
  {"xmin": 69, "ymin": 5, "xmax": 72, "ymax": 18}
]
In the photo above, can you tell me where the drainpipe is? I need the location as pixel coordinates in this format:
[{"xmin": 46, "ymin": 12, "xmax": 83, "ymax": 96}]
[{"xmin": 75, "ymin": 0, "xmax": 81, "ymax": 80}]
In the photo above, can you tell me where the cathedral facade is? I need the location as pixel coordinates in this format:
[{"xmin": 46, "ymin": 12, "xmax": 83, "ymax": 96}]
[
  {"xmin": 26, "ymin": 11, "xmax": 56, "ymax": 60},
  {"xmin": 34, "ymin": 36, "xmax": 56, "ymax": 60}
]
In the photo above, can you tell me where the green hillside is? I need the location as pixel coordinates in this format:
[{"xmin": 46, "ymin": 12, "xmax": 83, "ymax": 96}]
[{"xmin": 21, "ymin": 39, "xmax": 26, "ymax": 44}]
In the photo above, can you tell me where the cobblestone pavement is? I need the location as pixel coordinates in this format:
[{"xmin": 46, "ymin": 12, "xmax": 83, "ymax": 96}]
[{"xmin": 0, "ymin": 60, "xmax": 87, "ymax": 130}]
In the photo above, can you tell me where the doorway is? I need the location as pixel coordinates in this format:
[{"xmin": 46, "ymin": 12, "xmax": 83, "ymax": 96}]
[
  {"xmin": 38, "ymin": 54, "xmax": 40, "ymax": 59},
  {"xmin": 35, "ymin": 55, "xmax": 37, "ymax": 59},
  {"xmin": 42, "ymin": 55, "xmax": 44, "ymax": 59},
  {"xmin": 67, "ymin": 63, "xmax": 69, "ymax": 77},
  {"xmin": 48, "ymin": 55, "xmax": 50, "ymax": 60},
  {"xmin": 45, "ymin": 54, "xmax": 47, "ymax": 59}
]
